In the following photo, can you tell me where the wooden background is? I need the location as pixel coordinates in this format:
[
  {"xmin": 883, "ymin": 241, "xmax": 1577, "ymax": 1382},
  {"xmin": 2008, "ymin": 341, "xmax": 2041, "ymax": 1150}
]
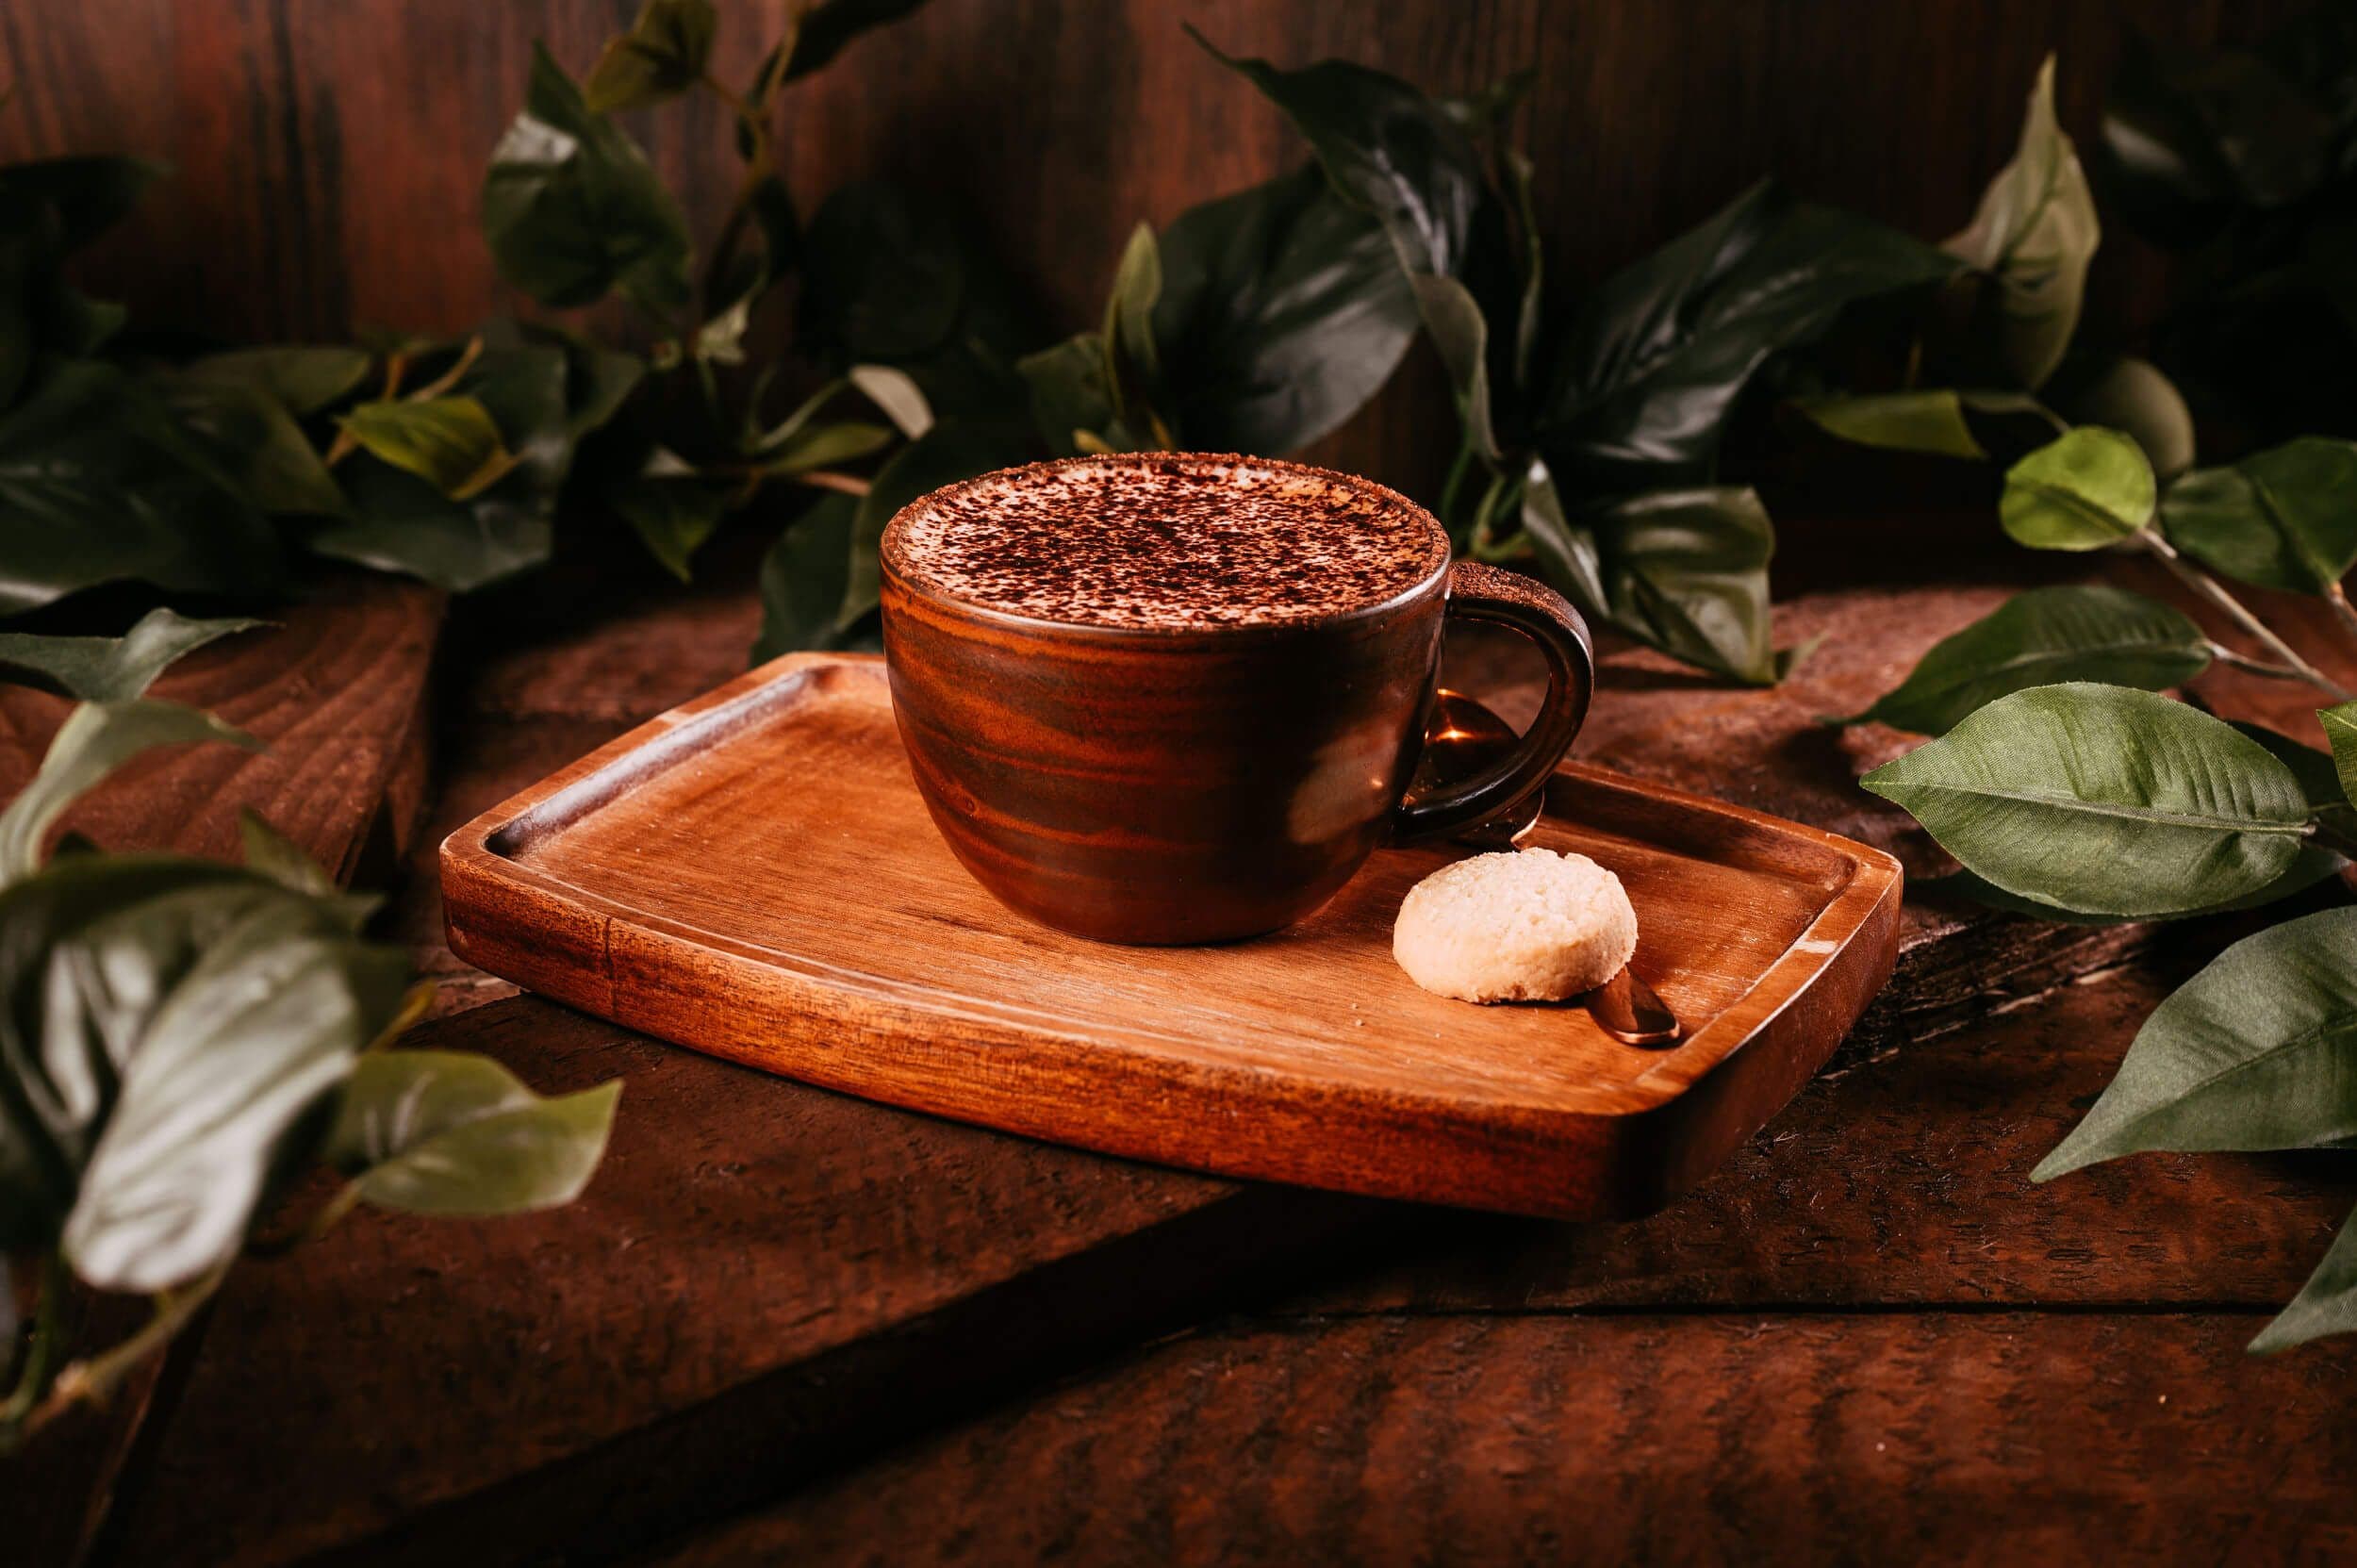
[{"xmin": 0, "ymin": 0, "xmax": 2308, "ymax": 498}]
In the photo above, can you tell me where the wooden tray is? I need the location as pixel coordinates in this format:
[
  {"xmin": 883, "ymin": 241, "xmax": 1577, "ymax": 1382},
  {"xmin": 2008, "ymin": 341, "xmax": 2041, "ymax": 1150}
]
[{"xmin": 441, "ymin": 652, "xmax": 1901, "ymax": 1219}]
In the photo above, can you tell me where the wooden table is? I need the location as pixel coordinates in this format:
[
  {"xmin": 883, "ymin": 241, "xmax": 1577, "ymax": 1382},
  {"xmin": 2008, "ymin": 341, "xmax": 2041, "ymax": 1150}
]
[{"xmin": 19, "ymin": 530, "xmax": 2357, "ymax": 1565}]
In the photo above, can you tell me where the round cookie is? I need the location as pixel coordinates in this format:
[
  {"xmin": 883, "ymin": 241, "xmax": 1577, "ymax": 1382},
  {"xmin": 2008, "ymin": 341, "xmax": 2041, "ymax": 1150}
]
[{"xmin": 1392, "ymin": 849, "xmax": 1638, "ymax": 1003}]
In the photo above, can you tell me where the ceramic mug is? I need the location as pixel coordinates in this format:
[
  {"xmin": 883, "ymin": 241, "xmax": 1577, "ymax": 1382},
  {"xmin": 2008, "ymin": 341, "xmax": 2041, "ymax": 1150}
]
[{"xmin": 879, "ymin": 454, "xmax": 1594, "ymax": 944}]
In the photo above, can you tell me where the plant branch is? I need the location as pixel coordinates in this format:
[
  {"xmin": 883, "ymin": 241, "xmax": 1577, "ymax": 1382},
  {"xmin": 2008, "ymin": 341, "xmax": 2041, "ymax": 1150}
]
[
  {"xmin": 789, "ymin": 470, "xmax": 872, "ymax": 498},
  {"xmin": 698, "ymin": 71, "xmax": 780, "ymax": 321},
  {"xmin": 20, "ymin": 1260, "xmax": 230, "ymax": 1442},
  {"xmin": 2328, "ymin": 582, "xmax": 2357, "ymax": 650},
  {"xmin": 2140, "ymin": 533, "xmax": 2353, "ymax": 700}
]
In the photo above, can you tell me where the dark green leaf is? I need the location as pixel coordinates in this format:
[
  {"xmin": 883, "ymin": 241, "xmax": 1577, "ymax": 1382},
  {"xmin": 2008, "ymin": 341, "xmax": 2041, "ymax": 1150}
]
[
  {"xmin": 752, "ymin": 492, "xmax": 860, "ymax": 660},
  {"xmin": 0, "ymin": 610, "xmax": 264, "ymax": 701},
  {"xmin": 1414, "ymin": 275, "xmax": 1499, "ymax": 461},
  {"xmin": 781, "ymin": 0, "xmax": 930, "ymax": 82},
  {"xmin": 752, "ymin": 420, "xmax": 1030, "ymax": 659},
  {"xmin": 1862, "ymin": 683, "xmax": 2310, "ymax": 916},
  {"xmin": 1437, "ymin": 69, "xmax": 1537, "ymax": 138},
  {"xmin": 337, "ymin": 396, "xmax": 519, "ymax": 501},
  {"xmin": 2047, "ymin": 355, "xmax": 2195, "ymax": 480},
  {"xmin": 0, "ymin": 359, "xmax": 284, "ymax": 617},
  {"xmin": 584, "ymin": 0, "xmax": 717, "ymax": 112},
  {"xmin": 327, "ymin": 1049, "xmax": 618, "ymax": 1214},
  {"xmin": 1945, "ymin": 57, "xmax": 2101, "ymax": 389},
  {"xmin": 238, "ymin": 809, "xmax": 338, "ymax": 902},
  {"xmin": 1839, "ymin": 586, "xmax": 2211, "ymax": 734},
  {"xmin": 158, "ymin": 375, "xmax": 349, "ymax": 518},
  {"xmin": 1520, "ymin": 466, "xmax": 1778, "ymax": 685},
  {"xmin": 0, "ymin": 157, "xmax": 164, "ymax": 251},
  {"xmin": 309, "ymin": 466, "xmax": 552, "ymax": 593},
  {"xmin": 1541, "ymin": 182, "xmax": 1960, "ymax": 494},
  {"xmin": 2161, "ymin": 437, "xmax": 2357, "ymax": 594},
  {"xmin": 2001, "ymin": 427, "xmax": 2155, "ymax": 550},
  {"xmin": 174, "ymin": 346, "xmax": 371, "ymax": 415},
  {"xmin": 482, "ymin": 44, "xmax": 694, "ymax": 312},
  {"xmin": 1190, "ymin": 28, "xmax": 1486, "ymax": 278},
  {"xmin": 2252, "ymin": 1202, "xmax": 2357, "ymax": 1352},
  {"xmin": 0, "ymin": 700, "xmax": 257, "ymax": 884},
  {"xmin": 2036, "ymin": 906, "xmax": 2357, "ymax": 1185},
  {"xmin": 1017, "ymin": 334, "xmax": 1122, "ymax": 456},
  {"xmin": 609, "ymin": 455, "xmax": 730, "ymax": 582}
]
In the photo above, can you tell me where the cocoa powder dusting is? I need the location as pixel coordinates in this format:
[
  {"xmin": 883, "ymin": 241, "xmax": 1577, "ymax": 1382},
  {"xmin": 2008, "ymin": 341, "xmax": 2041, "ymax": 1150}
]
[{"xmin": 883, "ymin": 454, "xmax": 1448, "ymax": 628}]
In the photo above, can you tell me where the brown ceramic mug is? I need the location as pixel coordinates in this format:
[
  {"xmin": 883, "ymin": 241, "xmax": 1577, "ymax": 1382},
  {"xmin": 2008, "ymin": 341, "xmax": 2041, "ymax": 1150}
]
[{"xmin": 879, "ymin": 454, "xmax": 1594, "ymax": 944}]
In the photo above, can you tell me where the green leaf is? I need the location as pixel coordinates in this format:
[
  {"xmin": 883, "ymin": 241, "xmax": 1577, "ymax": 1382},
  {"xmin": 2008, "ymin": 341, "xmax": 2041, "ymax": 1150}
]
[
  {"xmin": 2000, "ymin": 427, "xmax": 2155, "ymax": 550},
  {"xmin": 2047, "ymin": 355, "xmax": 2195, "ymax": 480},
  {"xmin": 1017, "ymin": 334, "xmax": 1122, "ymax": 456},
  {"xmin": 309, "ymin": 466, "xmax": 552, "ymax": 594},
  {"xmin": 849, "ymin": 363, "xmax": 933, "ymax": 439},
  {"xmin": 1519, "ymin": 466, "xmax": 1778, "ymax": 685},
  {"xmin": 58, "ymin": 879, "xmax": 411, "ymax": 1289},
  {"xmin": 766, "ymin": 421, "xmax": 894, "ymax": 476},
  {"xmin": 2036, "ymin": 906, "xmax": 2357, "ymax": 1187},
  {"xmin": 327, "ymin": 1050, "xmax": 618, "ymax": 1215},
  {"xmin": 0, "ymin": 701, "xmax": 258, "ymax": 884},
  {"xmin": 752, "ymin": 420, "xmax": 1030, "ymax": 659},
  {"xmin": 337, "ymin": 396, "xmax": 519, "ymax": 501},
  {"xmin": 158, "ymin": 374, "xmax": 350, "ymax": 519},
  {"xmin": 238, "ymin": 809, "xmax": 338, "ymax": 901},
  {"xmin": 1542, "ymin": 182, "xmax": 1960, "ymax": 494},
  {"xmin": 174, "ymin": 346, "xmax": 371, "ymax": 415},
  {"xmin": 1840, "ymin": 586, "xmax": 2211, "ymax": 734},
  {"xmin": 781, "ymin": 0, "xmax": 931, "ymax": 82},
  {"xmin": 1945, "ymin": 56, "xmax": 2101, "ymax": 389},
  {"xmin": 1795, "ymin": 389, "xmax": 2055, "ymax": 461},
  {"xmin": 0, "ymin": 359, "xmax": 284, "ymax": 617},
  {"xmin": 2322, "ymin": 701, "xmax": 2357, "ymax": 803},
  {"xmin": 1102, "ymin": 221, "xmax": 1162, "ymax": 418},
  {"xmin": 1862, "ymin": 683, "xmax": 2310, "ymax": 916},
  {"xmin": 482, "ymin": 44, "xmax": 694, "ymax": 312},
  {"xmin": 2252, "ymin": 1203, "xmax": 2357, "ymax": 1353},
  {"xmin": 0, "ymin": 609, "xmax": 264, "ymax": 701},
  {"xmin": 609, "ymin": 457, "xmax": 730, "ymax": 583},
  {"xmin": 2160, "ymin": 437, "xmax": 2357, "ymax": 594},
  {"xmin": 1412, "ymin": 273, "xmax": 1499, "ymax": 461},
  {"xmin": 584, "ymin": 0, "xmax": 717, "ymax": 112},
  {"xmin": 1189, "ymin": 29, "xmax": 1487, "ymax": 279},
  {"xmin": 752, "ymin": 492, "xmax": 860, "ymax": 660}
]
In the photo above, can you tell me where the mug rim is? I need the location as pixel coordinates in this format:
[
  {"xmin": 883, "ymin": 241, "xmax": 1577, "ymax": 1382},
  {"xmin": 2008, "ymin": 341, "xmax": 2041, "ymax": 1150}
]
[{"xmin": 879, "ymin": 452, "xmax": 1453, "ymax": 643}]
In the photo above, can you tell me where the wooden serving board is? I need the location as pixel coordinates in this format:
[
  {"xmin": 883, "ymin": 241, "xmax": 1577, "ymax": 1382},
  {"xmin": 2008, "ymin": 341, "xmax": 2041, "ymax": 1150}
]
[{"xmin": 441, "ymin": 652, "xmax": 1901, "ymax": 1219}]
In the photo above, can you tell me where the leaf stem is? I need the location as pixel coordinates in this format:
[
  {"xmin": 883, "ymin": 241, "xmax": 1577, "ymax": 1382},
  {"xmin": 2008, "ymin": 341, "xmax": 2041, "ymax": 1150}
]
[
  {"xmin": 2308, "ymin": 812, "xmax": 2357, "ymax": 862},
  {"xmin": 790, "ymin": 470, "xmax": 872, "ymax": 498},
  {"xmin": 2328, "ymin": 582, "xmax": 2357, "ymax": 650},
  {"xmin": 0, "ymin": 1251, "xmax": 65, "ymax": 1437},
  {"xmin": 2206, "ymin": 643, "xmax": 2325, "ymax": 684},
  {"xmin": 697, "ymin": 71, "xmax": 780, "ymax": 322},
  {"xmin": 20, "ymin": 1260, "xmax": 230, "ymax": 1442},
  {"xmin": 2140, "ymin": 533, "xmax": 2353, "ymax": 700}
]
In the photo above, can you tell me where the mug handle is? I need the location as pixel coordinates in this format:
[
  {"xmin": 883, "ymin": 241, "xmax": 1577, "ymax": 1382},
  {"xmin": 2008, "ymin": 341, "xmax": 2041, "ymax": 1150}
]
[{"xmin": 1390, "ymin": 561, "xmax": 1594, "ymax": 844}]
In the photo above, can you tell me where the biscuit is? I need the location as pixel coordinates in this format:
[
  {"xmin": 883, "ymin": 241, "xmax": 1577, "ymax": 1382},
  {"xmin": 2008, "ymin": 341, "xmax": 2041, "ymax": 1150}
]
[{"xmin": 1392, "ymin": 849, "xmax": 1638, "ymax": 1003}]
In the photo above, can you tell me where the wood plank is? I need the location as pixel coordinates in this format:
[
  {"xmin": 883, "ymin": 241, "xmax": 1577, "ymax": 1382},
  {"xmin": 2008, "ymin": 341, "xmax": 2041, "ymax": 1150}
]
[
  {"xmin": 1284, "ymin": 949, "xmax": 2357, "ymax": 1312},
  {"xmin": 0, "ymin": 572, "xmax": 445, "ymax": 878},
  {"xmin": 647, "ymin": 1312, "xmax": 2357, "ymax": 1567},
  {"xmin": 109, "ymin": 996, "xmax": 1376, "ymax": 1568}
]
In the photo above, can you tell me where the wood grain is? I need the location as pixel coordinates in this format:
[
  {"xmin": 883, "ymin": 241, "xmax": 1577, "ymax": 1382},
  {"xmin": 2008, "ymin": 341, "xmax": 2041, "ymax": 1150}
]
[
  {"xmin": 0, "ymin": 1, "xmax": 2307, "ymax": 500},
  {"xmin": 441, "ymin": 652, "xmax": 1900, "ymax": 1219},
  {"xmin": 109, "ymin": 994, "xmax": 1375, "ymax": 1568},
  {"xmin": 648, "ymin": 1312, "xmax": 2357, "ymax": 1567},
  {"xmin": 0, "ymin": 571, "xmax": 445, "ymax": 879}
]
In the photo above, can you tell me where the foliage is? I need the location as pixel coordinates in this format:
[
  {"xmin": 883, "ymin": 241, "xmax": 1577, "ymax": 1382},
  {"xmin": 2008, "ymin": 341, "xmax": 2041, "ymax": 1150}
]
[{"xmin": 0, "ymin": 638, "xmax": 618, "ymax": 1449}]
